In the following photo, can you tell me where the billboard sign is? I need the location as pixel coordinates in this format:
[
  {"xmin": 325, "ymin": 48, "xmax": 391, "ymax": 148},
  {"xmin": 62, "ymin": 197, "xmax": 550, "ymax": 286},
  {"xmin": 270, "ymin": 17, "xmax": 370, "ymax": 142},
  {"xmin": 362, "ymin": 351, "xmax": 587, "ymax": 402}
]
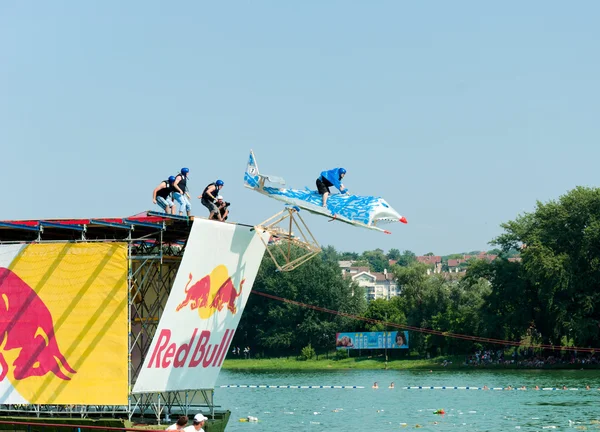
[
  {"xmin": 0, "ymin": 243, "xmax": 128, "ymax": 405},
  {"xmin": 133, "ymin": 219, "xmax": 269, "ymax": 393},
  {"xmin": 335, "ymin": 331, "xmax": 409, "ymax": 349}
]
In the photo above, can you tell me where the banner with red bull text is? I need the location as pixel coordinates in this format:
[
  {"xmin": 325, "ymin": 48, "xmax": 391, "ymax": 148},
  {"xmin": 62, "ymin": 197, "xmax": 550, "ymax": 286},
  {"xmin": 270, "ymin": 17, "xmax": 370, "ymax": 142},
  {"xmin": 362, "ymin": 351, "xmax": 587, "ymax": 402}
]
[
  {"xmin": 132, "ymin": 219, "xmax": 269, "ymax": 393},
  {"xmin": 0, "ymin": 243, "xmax": 128, "ymax": 405}
]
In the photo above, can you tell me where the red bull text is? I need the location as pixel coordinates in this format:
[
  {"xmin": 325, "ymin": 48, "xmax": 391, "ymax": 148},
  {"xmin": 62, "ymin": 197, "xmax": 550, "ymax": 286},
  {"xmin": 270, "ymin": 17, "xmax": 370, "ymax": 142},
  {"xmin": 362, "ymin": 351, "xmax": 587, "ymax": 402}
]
[
  {"xmin": 0, "ymin": 268, "xmax": 76, "ymax": 381},
  {"xmin": 146, "ymin": 328, "xmax": 234, "ymax": 369}
]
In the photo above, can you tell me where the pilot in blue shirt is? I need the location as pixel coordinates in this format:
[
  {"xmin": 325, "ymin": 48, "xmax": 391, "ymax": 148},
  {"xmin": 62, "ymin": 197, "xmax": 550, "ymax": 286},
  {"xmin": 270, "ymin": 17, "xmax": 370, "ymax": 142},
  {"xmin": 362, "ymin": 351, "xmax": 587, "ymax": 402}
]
[{"xmin": 316, "ymin": 168, "xmax": 348, "ymax": 207}]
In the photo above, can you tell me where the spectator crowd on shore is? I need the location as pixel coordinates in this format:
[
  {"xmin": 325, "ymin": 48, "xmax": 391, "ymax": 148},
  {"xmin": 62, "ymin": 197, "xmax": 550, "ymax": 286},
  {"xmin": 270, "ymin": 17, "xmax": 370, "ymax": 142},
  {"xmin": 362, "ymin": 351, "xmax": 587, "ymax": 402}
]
[{"xmin": 463, "ymin": 348, "xmax": 598, "ymax": 368}]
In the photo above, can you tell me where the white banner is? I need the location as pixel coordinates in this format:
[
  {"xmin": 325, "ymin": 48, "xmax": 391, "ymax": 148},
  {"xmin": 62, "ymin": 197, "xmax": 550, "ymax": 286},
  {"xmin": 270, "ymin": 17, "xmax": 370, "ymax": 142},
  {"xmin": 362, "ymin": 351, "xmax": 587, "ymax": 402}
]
[{"xmin": 132, "ymin": 219, "xmax": 268, "ymax": 393}]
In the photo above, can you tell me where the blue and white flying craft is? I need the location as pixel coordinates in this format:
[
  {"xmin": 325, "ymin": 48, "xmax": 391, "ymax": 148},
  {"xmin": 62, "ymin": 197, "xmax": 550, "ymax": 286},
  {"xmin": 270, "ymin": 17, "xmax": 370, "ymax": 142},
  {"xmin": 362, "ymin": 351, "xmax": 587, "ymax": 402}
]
[{"xmin": 244, "ymin": 150, "xmax": 408, "ymax": 234}]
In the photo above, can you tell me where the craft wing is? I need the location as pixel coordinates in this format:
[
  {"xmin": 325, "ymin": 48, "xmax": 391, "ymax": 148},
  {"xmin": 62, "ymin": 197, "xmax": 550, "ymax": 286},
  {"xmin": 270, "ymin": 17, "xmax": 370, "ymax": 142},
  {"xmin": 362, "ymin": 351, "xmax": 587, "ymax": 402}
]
[{"xmin": 244, "ymin": 150, "xmax": 407, "ymax": 233}]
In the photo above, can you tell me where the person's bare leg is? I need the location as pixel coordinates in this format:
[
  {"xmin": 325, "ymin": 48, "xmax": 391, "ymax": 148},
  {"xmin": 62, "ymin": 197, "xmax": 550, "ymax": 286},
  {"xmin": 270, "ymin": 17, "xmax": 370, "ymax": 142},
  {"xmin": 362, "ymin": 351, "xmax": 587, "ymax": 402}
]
[{"xmin": 322, "ymin": 192, "xmax": 329, "ymax": 207}]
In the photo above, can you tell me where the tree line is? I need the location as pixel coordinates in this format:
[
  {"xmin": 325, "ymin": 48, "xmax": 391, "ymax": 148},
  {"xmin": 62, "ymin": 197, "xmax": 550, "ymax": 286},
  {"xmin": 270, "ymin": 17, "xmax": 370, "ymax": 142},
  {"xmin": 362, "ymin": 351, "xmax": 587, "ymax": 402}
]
[{"xmin": 233, "ymin": 186, "xmax": 600, "ymax": 358}]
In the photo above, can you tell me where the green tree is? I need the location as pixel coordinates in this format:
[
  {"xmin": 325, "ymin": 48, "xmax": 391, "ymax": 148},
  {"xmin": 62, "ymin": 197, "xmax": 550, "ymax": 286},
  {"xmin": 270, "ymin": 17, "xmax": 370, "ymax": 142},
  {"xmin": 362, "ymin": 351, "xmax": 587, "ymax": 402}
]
[
  {"xmin": 361, "ymin": 249, "xmax": 389, "ymax": 272},
  {"xmin": 396, "ymin": 250, "xmax": 417, "ymax": 267},
  {"xmin": 320, "ymin": 245, "xmax": 340, "ymax": 264},
  {"xmin": 433, "ymin": 276, "xmax": 491, "ymax": 353},
  {"xmin": 393, "ymin": 263, "xmax": 451, "ymax": 355},
  {"xmin": 491, "ymin": 186, "xmax": 600, "ymax": 347},
  {"xmin": 235, "ymin": 245, "xmax": 367, "ymax": 357},
  {"xmin": 363, "ymin": 298, "xmax": 406, "ymax": 332},
  {"xmin": 387, "ymin": 248, "xmax": 401, "ymax": 261},
  {"xmin": 339, "ymin": 251, "xmax": 359, "ymax": 261},
  {"xmin": 465, "ymin": 258, "xmax": 533, "ymax": 343}
]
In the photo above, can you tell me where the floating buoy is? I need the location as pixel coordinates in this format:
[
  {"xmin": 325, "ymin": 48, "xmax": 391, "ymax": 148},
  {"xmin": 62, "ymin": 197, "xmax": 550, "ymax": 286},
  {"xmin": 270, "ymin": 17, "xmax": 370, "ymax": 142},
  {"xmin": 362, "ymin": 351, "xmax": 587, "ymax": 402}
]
[{"xmin": 434, "ymin": 409, "xmax": 446, "ymax": 415}]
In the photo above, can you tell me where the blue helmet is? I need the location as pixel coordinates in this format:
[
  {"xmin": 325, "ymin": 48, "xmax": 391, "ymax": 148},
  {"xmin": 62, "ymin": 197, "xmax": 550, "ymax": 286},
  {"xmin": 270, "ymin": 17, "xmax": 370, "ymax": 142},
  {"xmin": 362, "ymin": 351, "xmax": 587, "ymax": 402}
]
[
  {"xmin": 216, "ymin": 179, "xmax": 224, "ymax": 186},
  {"xmin": 338, "ymin": 168, "xmax": 347, "ymax": 175},
  {"xmin": 168, "ymin": 175, "xmax": 176, "ymax": 183},
  {"xmin": 181, "ymin": 167, "xmax": 189, "ymax": 175}
]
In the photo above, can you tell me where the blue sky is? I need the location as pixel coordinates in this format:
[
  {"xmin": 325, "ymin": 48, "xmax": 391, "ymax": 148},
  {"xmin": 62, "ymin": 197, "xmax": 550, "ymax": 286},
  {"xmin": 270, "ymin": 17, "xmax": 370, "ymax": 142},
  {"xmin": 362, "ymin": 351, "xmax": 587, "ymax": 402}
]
[{"xmin": 1, "ymin": 1, "xmax": 599, "ymax": 256}]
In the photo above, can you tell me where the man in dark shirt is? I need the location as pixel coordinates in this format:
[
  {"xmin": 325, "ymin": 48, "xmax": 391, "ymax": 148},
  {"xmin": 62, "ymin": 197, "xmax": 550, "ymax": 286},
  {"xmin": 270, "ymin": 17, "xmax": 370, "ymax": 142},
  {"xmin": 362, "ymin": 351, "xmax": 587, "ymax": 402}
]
[
  {"xmin": 199, "ymin": 180, "xmax": 224, "ymax": 221},
  {"xmin": 152, "ymin": 176, "xmax": 176, "ymax": 214},
  {"xmin": 173, "ymin": 168, "xmax": 192, "ymax": 217}
]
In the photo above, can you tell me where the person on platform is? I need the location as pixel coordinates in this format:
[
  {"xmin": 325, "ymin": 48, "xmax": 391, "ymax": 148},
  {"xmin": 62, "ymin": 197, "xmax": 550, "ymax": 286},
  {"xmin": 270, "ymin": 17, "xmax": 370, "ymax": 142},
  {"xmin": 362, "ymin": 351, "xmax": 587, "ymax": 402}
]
[
  {"xmin": 199, "ymin": 180, "xmax": 224, "ymax": 221},
  {"xmin": 184, "ymin": 414, "xmax": 208, "ymax": 432},
  {"xmin": 152, "ymin": 176, "xmax": 176, "ymax": 214},
  {"xmin": 173, "ymin": 168, "xmax": 192, "ymax": 217},
  {"xmin": 166, "ymin": 415, "xmax": 188, "ymax": 431},
  {"xmin": 316, "ymin": 168, "xmax": 348, "ymax": 207},
  {"xmin": 209, "ymin": 195, "xmax": 230, "ymax": 222}
]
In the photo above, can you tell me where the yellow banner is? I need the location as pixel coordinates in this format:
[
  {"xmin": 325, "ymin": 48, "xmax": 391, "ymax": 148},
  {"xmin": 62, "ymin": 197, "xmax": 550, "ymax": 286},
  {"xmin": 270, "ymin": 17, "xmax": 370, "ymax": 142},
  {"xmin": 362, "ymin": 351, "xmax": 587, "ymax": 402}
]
[{"xmin": 0, "ymin": 243, "xmax": 127, "ymax": 405}]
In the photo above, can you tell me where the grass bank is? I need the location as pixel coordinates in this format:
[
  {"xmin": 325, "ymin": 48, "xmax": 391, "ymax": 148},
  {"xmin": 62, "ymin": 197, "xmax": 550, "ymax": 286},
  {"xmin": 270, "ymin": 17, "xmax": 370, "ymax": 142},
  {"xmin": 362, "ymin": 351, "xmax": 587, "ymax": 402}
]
[
  {"xmin": 222, "ymin": 356, "xmax": 600, "ymax": 371},
  {"xmin": 223, "ymin": 356, "xmax": 465, "ymax": 371}
]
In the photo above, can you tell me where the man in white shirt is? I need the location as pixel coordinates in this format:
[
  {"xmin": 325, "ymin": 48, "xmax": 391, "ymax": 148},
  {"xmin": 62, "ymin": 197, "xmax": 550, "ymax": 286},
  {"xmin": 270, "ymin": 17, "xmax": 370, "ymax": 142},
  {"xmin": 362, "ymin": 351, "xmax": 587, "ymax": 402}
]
[
  {"xmin": 165, "ymin": 415, "xmax": 188, "ymax": 430},
  {"xmin": 184, "ymin": 413, "xmax": 208, "ymax": 432}
]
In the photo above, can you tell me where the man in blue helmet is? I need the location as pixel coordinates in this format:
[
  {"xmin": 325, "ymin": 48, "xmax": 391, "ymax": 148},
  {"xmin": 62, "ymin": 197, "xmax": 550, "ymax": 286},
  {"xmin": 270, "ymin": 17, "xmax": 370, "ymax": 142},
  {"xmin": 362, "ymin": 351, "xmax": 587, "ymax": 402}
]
[
  {"xmin": 152, "ymin": 176, "xmax": 176, "ymax": 214},
  {"xmin": 199, "ymin": 180, "xmax": 225, "ymax": 221},
  {"xmin": 173, "ymin": 168, "xmax": 192, "ymax": 217},
  {"xmin": 316, "ymin": 167, "xmax": 348, "ymax": 207}
]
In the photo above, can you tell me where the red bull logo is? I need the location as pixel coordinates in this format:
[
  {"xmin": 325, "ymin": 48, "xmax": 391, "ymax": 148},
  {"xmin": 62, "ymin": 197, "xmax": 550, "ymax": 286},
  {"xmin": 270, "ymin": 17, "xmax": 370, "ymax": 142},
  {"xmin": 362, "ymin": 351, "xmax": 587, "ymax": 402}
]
[
  {"xmin": 145, "ymin": 265, "xmax": 245, "ymax": 371},
  {"xmin": 0, "ymin": 268, "xmax": 76, "ymax": 382},
  {"xmin": 176, "ymin": 265, "xmax": 245, "ymax": 319},
  {"xmin": 146, "ymin": 328, "xmax": 234, "ymax": 369}
]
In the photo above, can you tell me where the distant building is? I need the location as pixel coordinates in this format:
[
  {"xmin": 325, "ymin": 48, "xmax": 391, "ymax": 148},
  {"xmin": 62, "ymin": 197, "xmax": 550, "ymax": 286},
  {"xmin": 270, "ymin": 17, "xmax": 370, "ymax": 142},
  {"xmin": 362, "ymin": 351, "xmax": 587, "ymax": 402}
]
[
  {"xmin": 338, "ymin": 260, "xmax": 355, "ymax": 270},
  {"xmin": 417, "ymin": 255, "xmax": 442, "ymax": 274},
  {"xmin": 447, "ymin": 252, "xmax": 498, "ymax": 272},
  {"xmin": 417, "ymin": 255, "xmax": 442, "ymax": 265},
  {"xmin": 344, "ymin": 266, "xmax": 370, "ymax": 275},
  {"xmin": 347, "ymin": 268, "xmax": 399, "ymax": 301},
  {"xmin": 464, "ymin": 252, "xmax": 497, "ymax": 262}
]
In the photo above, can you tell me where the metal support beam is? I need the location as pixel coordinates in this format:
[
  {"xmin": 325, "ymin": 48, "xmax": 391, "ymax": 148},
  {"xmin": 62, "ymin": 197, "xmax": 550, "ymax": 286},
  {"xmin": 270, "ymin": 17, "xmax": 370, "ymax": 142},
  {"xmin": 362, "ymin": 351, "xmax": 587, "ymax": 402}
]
[
  {"xmin": 90, "ymin": 219, "xmax": 133, "ymax": 230},
  {"xmin": 123, "ymin": 219, "xmax": 165, "ymax": 231},
  {"xmin": 39, "ymin": 221, "xmax": 86, "ymax": 232},
  {"xmin": 0, "ymin": 222, "xmax": 41, "ymax": 232}
]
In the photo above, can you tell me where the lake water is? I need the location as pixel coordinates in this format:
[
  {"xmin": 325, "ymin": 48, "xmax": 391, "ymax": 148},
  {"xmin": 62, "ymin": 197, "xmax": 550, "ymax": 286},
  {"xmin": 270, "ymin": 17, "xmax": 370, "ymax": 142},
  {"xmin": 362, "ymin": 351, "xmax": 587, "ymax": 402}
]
[{"xmin": 214, "ymin": 369, "xmax": 600, "ymax": 431}]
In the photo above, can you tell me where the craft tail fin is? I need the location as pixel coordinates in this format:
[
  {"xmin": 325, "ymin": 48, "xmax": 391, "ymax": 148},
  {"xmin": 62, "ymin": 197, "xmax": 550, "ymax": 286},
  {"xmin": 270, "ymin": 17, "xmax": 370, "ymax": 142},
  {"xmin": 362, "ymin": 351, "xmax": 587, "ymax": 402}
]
[{"xmin": 244, "ymin": 150, "xmax": 261, "ymax": 189}]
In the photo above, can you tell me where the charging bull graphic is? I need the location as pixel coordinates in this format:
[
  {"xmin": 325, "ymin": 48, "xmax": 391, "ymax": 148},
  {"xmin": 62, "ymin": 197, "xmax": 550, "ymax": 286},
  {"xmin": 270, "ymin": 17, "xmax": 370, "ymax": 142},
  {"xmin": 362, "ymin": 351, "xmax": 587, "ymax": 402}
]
[
  {"xmin": 0, "ymin": 268, "xmax": 76, "ymax": 381},
  {"xmin": 176, "ymin": 265, "xmax": 245, "ymax": 317}
]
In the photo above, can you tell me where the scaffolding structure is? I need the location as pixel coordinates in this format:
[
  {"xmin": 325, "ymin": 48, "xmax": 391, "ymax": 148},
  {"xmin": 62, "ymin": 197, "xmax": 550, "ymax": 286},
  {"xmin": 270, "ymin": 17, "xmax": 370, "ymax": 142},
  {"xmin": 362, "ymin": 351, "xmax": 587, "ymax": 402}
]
[
  {"xmin": 253, "ymin": 207, "xmax": 322, "ymax": 272},
  {"xmin": 0, "ymin": 211, "xmax": 218, "ymax": 422}
]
